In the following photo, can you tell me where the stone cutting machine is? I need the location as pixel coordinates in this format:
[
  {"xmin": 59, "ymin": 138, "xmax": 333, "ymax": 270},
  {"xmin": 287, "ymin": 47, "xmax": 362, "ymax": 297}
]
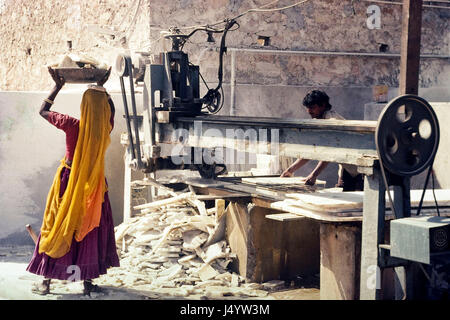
[
  {"xmin": 116, "ymin": 23, "xmax": 449, "ymax": 299},
  {"xmin": 116, "ymin": 21, "xmax": 238, "ymax": 177}
]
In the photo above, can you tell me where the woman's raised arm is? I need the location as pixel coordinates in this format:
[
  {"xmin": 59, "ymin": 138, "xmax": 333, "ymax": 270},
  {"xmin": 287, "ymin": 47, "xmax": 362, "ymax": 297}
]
[{"xmin": 39, "ymin": 67, "xmax": 65, "ymax": 120}]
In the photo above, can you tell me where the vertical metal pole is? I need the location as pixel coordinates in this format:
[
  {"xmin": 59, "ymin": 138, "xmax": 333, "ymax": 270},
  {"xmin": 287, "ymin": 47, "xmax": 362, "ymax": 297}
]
[
  {"xmin": 393, "ymin": 183, "xmax": 406, "ymax": 299},
  {"xmin": 399, "ymin": 0, "xmax": 423, "ymax": 95},
  {"xmin": 163, "ymin": 52, "xmax": 174, "ymax": 109},
  {"xmin": 360, "ymin": 168, "xmax": 386, "ymax": 300},
  {"xmin": 144, "ymin": 172, "xmax": 155, "ymax": 203},
  {"xmin": 120, "ymin": 76, "xmax": 136, "ymax": 160},
  {"xmin": 123, "ymin": 148, "xmax": 132, "ymax": 222},
  {"xmin": 128, "ymin": 64, "xmax": 143, "ymax": 166},
  {"xmin": 395, "ymin": 0, "xmax": 422, "ymax": 299},
  {"xmin": 230, "ymin": 49, "xmax": 236, "ymax": 116},
  {"xmin": 393, "ymin": 177, "xmax": 412, "ymax": 299},
  {"xmin": 144, "ymin": 64, "xmax": 159, "ymax": 150}
]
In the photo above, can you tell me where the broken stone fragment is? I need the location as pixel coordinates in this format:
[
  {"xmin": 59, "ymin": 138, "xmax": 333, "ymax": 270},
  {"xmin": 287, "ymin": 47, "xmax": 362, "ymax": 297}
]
[
  {"xmin": 215, "ymin": 272, "xmax": 232, "ymax": 283},
  {"xmin": 148, "ymin": 256, "xmax": 168, "ymax": 263},
  {"xmin": 166, "ymin": 240, "xmax": 183, "ymax": 246},
  {"xmin": 187, "ymin": 258, "xmax": 204, "ymax": 268},
  {"xmin": 141, "ymin": 263, "xmax": 161, "ymax": 269},
  {"xmin": 202, "ymin": 240, "xmax": 227, "ymax": 264},
  {"xmin": 197, "ymin": 263, "xmax": 219, "ymax": 281},
  {"xmin": 182, "ymin": 230, "xmax": 208, "ymax": 250},
  {"xmin": 178, "ymin": 254, "xmax": 196, "ymax": 264},
  {"xmin": 240, "ymin": 288, "xmax": 270, "ymax": 297},
  {"xmin": 231, "ymin": 273, "xmax": 239, "ymax": 287},
  {"xmin": 186, "ymin": 216, "xmax": 215, "ymax": 233},
  {"xmin": 216, "ymin": 258, "xmax": 233, "ymax": 270},
  {"xmin": 203, "ymin": 289, "xmax": 225, "ymax": 299},
  {"xmin": 98, "ymin": 195, "xmax": 274, "ymax": 299},
  {"xmin": 194, "ymin": 280, "xmax": 226, "ymax": 289},
  {"xmin": 242, "ymin": 282, "xmax": 263, "ymax": 290},
  {"xmin": 262, "ymin": 279, "xmax": 286, "ymax": 291},
  {"xmin": 187, "ymin": 198, "xmax": 208, "ymax": 216}
]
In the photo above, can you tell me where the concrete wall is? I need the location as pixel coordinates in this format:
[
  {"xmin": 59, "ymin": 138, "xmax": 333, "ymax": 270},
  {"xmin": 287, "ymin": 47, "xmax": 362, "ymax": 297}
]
[{"xmin": 0, "ymin": 89, "xmax": 142, "ymax": 245}]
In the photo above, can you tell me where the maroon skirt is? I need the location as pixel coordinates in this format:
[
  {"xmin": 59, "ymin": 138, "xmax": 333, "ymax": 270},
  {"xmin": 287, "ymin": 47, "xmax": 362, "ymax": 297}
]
[{"xmin": 26, "ymin": 167, "xmax": 120, "ymax": 280}]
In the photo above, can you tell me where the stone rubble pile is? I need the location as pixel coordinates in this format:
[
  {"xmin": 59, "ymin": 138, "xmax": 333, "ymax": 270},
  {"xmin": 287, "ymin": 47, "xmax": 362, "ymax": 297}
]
[{"xmin": 96, "ymin": 192, "xmax": 273, "ymax": 299}]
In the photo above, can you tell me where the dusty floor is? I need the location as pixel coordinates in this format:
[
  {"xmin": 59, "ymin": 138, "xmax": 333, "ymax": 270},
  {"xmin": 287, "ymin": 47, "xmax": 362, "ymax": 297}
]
[{"xmin": 0, "ymin": 246, "xmax": 319, "ymax": 300}]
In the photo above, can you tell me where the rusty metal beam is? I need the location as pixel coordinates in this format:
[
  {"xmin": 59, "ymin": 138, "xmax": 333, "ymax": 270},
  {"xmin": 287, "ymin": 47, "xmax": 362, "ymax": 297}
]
[{"xmin": 399, "ymin": 0, "xmax": 423, "ymax": 95}]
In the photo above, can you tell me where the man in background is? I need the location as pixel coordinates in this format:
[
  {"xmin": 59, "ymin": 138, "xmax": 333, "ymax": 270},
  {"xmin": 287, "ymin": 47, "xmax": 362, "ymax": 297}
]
[{"xmin": 280, "ymin": 89, "xmax": 363, "ymax": 191}]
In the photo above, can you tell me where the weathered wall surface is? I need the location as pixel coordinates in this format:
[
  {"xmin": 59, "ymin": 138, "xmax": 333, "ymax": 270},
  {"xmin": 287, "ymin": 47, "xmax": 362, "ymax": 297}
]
[
  {"xmin": 0, "ymin": 0, "xmax": 448, "ymax": 91},
  {"xmin": 0, "ymin": 0, "xmax": 150, "ymax": 90},
  {"xmin": 149, "ymin": 0, "xmax": 449, "ymax": 89}
]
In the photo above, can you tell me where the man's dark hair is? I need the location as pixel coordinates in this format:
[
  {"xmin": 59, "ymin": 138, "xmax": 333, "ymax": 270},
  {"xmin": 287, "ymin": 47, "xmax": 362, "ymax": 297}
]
[{"xmin": 302, "ymin": 90, "xmax": 332, "ymax": 110}]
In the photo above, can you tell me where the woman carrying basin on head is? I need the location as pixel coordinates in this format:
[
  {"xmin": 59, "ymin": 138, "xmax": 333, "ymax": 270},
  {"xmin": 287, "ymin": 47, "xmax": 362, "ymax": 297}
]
[{"xmin": 27, "ymin": 66, "xmax": 120, "ymax": 296}]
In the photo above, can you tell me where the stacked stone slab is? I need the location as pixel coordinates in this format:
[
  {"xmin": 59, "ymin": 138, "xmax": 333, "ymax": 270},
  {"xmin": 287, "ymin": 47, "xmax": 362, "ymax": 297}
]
[{"xmin": 96, "ymin": 193, "xmax": 272, "ymax": 299}]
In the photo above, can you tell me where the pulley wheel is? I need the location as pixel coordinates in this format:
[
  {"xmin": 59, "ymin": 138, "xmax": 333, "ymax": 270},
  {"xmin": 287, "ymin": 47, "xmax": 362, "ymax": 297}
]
[
  {"xmin": 375, "ymin": 94, "xmax": 439, "ymax": 176},
  {"xmin": 115, "ymin": 54, "xmax": 132, "ymax": 77}
]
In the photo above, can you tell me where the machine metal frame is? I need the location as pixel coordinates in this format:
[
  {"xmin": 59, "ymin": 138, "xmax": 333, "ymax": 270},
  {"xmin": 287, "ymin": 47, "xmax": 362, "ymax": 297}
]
[{"xmin": 117, "ymin": 24, "xmax": 443, "ymax": 299}]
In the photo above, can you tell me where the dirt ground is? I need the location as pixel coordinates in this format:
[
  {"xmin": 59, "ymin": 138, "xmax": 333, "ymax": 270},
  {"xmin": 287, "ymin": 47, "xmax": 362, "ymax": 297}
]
[{"xmin": 0, "ymin": 245, "xmax": 319, "ymax": 300}]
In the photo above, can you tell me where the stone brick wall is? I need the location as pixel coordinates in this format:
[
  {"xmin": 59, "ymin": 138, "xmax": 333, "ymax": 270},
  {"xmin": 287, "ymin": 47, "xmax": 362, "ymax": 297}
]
[
  {"xmin": 1, "ymin": 0, "xmax": 449, "ymax": 91},
  {"xmin": 150, "ymin": 0, "xmax": 449, "ymax": 88},
  {"xmin": 0, "ymin": 0, "xmax": 150, "ymax": 90}
]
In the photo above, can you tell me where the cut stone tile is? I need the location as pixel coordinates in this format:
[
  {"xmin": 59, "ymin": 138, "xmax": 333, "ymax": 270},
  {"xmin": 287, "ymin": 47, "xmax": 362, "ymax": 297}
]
[
  {"xmin": 182, "ymin": 230, "xmax": 208, "ymax": 250},
  {"xmin": 99, "ymin": 195, "xmax": 274, "ymax": 299},
  {"xmin": 135, "ymin": 192, "xmax": 193, "ymax": 211},
  {"xmin": 166, "ymin": 240, "xmax": 183, "ymax": 246},
  {"xmin": 186, "ymin": 216, "xmax": 216, "ymax": 233},
  {"xmin": 243, "ymin": 282, "xmax": 263, "ymax": 290},
  {"xmin": 159, "ymin": 264, "xmax": 182, "ymax": 278},
  {"xmin": 158, "ymin": 253, "xmax": 180, "ymax": 259},
  {"xmin": 262, "ymin": 279, "xmax": 286, "ymax": 291},
  {"xmin": 241, "ymin": 289, "xmax": 270, "ymax": 297},
  {"xmin": 188, "ymin": 198, "xmax": 208, "ymax": 216},
  {"xmin": 167, "ymin": 246, "xmax": 182, "ymax": 253},
  {"xmin": 178, "ymin": 254, "xmax": 196, "ymax": 264},
  {"xmin": 148, "ymin": 257, "xmax": 168, "ymax": 263},
  {"xmin": 215, "ymin": 272, "xmax": 232, "ymax": 282},
  {"xmin": 142, "ymin": 263, "xmax": 161, "ymax": 269},
  {"xmin": 134, "ymin": 234, "xmax": 162, "ymax": 245},
  {"xmin": 202, "ymin": 241, "xmax": 226, "ymax": 264},
  {"xmin": 198, "ymin": 263, "xmax": 219, "ymax": 281},
  {"xmin": 114, "ymin": 223, "xmax": 131, "ymax": 243},
  {"xmin": 231, "ymin": 273, "xmax": 239, "ymax": 287}
]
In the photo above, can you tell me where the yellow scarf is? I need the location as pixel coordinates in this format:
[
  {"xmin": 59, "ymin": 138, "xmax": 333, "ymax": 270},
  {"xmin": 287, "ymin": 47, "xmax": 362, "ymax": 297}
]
[{"xmin": 39, "ymin": 89, "xmax": 112, "ymax": 258}]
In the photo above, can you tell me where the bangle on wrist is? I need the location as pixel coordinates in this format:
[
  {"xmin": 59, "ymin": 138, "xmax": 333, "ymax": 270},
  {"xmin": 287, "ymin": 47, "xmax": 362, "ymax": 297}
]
[{"xmin": 44, "ymin": 98, "xmax": 54, "ymax": 105}]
